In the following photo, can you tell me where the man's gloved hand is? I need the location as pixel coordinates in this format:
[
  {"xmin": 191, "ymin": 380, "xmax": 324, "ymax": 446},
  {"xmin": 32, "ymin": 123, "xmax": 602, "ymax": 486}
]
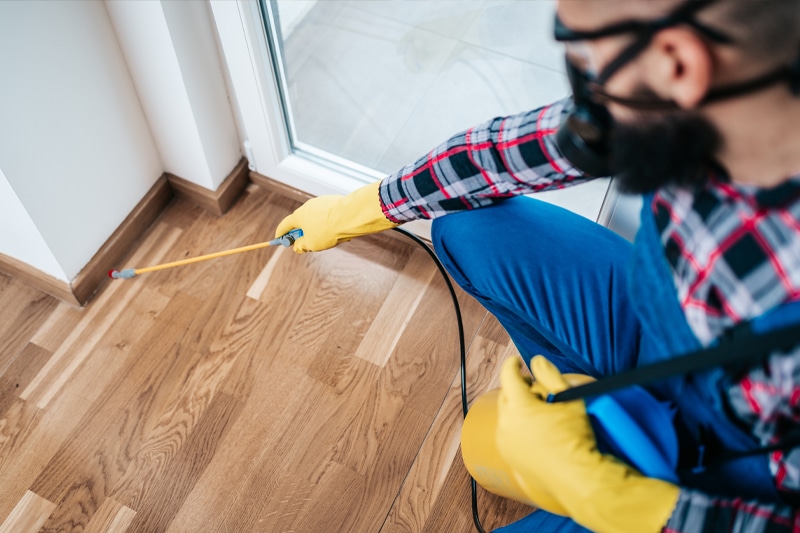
[
  {"xmin": 497, "ymin": 356, "xmax": 681, "ymax": 533},
  {"xmin": 275, "ymin": 181, "xmax": 398, "ymax": 253}
]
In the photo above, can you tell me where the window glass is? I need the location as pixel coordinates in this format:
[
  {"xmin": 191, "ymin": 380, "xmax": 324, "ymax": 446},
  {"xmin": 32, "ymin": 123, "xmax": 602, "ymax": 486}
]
[{"xmin": 264, "ymin": 0, "xmax": 567, "ymax": 176}]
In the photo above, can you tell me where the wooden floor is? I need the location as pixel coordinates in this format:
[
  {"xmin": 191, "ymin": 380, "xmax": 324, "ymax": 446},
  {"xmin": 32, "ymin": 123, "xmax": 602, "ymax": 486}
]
[{"xmin": 0, "ymin": 184, "xmax": 533, "ymax": 532}]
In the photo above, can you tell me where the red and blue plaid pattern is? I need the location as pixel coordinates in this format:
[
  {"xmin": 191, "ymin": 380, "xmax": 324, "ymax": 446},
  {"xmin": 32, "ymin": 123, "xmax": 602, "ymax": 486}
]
[
  {"xmin": 379, "ymin": 98, "xmax": 800, "ymax": 532},
  {"xmin": 666, "ymin": 491, "xmax": 799, "ymax": 533},
  {"xmin": 653, "ymin": 179, "xmax": 800, "ymax": 345},
  {"xmin": 655, "ymin": 177, "xmax": 800, "ymax": 531},
  {"xmin": 379, "ymin": 98, "xmax": 588, "ymax": 223}
]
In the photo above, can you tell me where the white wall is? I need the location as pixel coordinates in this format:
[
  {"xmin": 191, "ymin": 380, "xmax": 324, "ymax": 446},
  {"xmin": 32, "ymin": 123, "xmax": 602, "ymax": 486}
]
[
  {"xmin": 162, "ymin": 1, "xmax": 242, "ymax": 188},
  {"xmin": 106, "ymin": 0, "xmax": 241, "ymax": 190},
  {"xmin": 0, "ymin": 169, "xmax": 66, "ymax": 281},
  {"xmin": 0, "ymin": 0, "xmax": 163, "ymax": 280}
]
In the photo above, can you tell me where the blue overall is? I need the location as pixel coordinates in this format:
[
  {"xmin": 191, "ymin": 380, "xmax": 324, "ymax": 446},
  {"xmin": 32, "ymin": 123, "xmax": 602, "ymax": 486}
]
[{"xmin": 431, "ymin": 195, "xmax": 796, "ymax": 532}]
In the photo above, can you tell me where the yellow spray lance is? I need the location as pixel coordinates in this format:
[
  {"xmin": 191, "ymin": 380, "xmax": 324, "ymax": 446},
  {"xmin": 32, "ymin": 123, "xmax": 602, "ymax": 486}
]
[{"xmin": 108, "ymin": 229, "xmax": 303, "ymax": 280}]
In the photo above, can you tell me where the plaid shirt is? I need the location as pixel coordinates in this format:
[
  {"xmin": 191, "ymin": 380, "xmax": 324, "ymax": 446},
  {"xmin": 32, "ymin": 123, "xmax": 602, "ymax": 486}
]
[{"xmin": 378, "ymin": 98, "xmax": 800, "ymax": 532}]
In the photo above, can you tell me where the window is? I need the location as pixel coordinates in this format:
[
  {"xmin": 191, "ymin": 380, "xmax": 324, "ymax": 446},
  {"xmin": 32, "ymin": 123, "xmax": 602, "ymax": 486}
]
[{"xmin": 262, "ymin": 0, "xmax": 569, "ymax": 178}]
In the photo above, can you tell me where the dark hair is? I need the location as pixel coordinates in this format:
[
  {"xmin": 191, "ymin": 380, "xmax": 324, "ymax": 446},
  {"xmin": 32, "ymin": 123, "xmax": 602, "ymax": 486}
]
[{"xmin": 714, "ymin": 0, "xmax": 800, "ymax": 63}]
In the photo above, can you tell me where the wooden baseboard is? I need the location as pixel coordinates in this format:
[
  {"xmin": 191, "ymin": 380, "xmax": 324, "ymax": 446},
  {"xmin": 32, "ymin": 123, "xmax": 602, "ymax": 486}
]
[
  {"xmin": 167, "ymin": 158, "xmax": 249, "ymax": 216},
  {"xmin": 0, "ymin": 176, "xmax": 173, "ymax": 308},
  {"xmin": 0, "ymin": 253, "xmax": 80, "ymax": 307},
  {"xmin": 248, "ymin": 170, "xmax": 313, "ymax": 204},
  {"xmin": 71, "ymin": 175, "xmax": 174, "ymax": 305},
  {"xmin": 1, "ymin": 159, "xmax": 253, "ymax": 307},
  {"xmin": 73, "ymin": 158, "xmax": 251, "ymax": 305}
]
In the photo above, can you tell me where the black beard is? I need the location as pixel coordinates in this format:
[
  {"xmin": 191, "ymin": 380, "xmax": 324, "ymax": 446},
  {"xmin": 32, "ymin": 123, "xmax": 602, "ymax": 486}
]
[{"xmin": 609, "ymin": 107, "xmax": 723, "ymax": 195}]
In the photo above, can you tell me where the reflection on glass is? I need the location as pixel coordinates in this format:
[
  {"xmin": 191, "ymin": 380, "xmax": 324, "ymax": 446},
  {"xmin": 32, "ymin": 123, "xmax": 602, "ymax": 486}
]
[{"xmin": 265, "ymin": 0, "xmax": 568, "ymax": 176}]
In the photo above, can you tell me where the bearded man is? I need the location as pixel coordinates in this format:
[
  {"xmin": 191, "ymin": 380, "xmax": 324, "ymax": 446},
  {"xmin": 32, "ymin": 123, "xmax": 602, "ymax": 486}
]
[{"xmin": 276, "ymin": 1, "xmax": 800, "ymax": 531}]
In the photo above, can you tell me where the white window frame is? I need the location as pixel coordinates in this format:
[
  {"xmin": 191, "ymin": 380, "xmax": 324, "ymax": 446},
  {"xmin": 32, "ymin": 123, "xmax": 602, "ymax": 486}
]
[{"xmin": 210, "ymin": 0, "xmax": 381, "ymax": 196}]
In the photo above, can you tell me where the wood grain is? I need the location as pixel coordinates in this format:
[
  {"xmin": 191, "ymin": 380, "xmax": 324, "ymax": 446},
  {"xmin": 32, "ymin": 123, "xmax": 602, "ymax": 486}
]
[
  {"xmin": 0, "ymin": 491, "xmax": 56, "ymax": 533},
  {"xmin": 84, "ymin": 498, "xmax": 136, "ymax": 533},
  {"xmin": 248, "ymin": 170, "xmax": 312, "ymax": 205},
  {"xmin": 0, "ymin": 390, "xmax": 89, "ymax": 523},
  {"xmin": 0, "ymin": 183, "xmax": 533, "ymax": 532},
  {"xmin": 0, "ymin": 286, "xmax": 57, "ymax": 374},
  {"xmin": 354, "ymin": 248, "xmax": 437, "ymax": 366},
  {"xmin": 246, "ymin": 245, "xmax": 287, "ymax": 300}
]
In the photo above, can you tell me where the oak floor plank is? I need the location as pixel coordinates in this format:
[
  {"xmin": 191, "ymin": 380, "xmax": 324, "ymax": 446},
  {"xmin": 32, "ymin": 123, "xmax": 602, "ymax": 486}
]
[
  {"xmin": 382, "ymin": 281, "xmax": 483, "ymax": 421},
  {"xmin": 380, "ymin": 315, "xmax": 508, "ymax": 533},
  {"xmin": 165, "ymin": 348, "xmax": 320, "ymax": 533},
  {"xmin": 425, "ymin": 456, "xmax": 535, "ymax": 533},
  {"xmin": 0, "ymin": 490, "xmax": 56, "ymax": 533},
  {"xmin": 220, "ymin": 279, "xmax": 318, "ymax": 401},
  {"xmin": 243, "ymin": 250, "xmax": 484, "ymax": 532},
  {"xmin": 64, "ymin": 287, "xmax": 173, "ymax": 405},
  {"xmin": 355, "ymin": 248, "xmax": 438, "ymax": 366},
  {"xmin": 224, "ymin": 368, "xmax": 424, "ymax": 533},
  {"xmin": 28, "ymin": 303, "xmax": 85, "ymax": 354},
  {"xmin": 252, "ymin": 463, "xmax": 354, "ymax": 532},
  {"xmin": 214, "ymin": 357, "xmax": 345, "ymax": 532},
  {"xmin": 224, "ymin": 243, "xmax": 413, "ymax": 526},
  {"xmin": 0, "ymin": 272, "xmax": 13, "ymax": 297},
  {"xmin": 172, "ymin": 229, "xmax": 370, "ymax": 529},
  {"xmin": 109, "ymin": 287, "xmax": 269, "ymax": 510},
  {"xmin": 285, "ymin": 242, "xmax": 409, "ymax": 357},
  {"xmin": 30, "ymin": 291, "xmax": 207, "ymax": 531},
  {"xmin": 149, "ymin": 189, "xmax": 284, "ymax": 302},
  {"xmin": 0, "ymin": 397, "xmax": 41, "ymax": 474},
  {"xmin": 246, "ymin": 245, "xmax": 288, "ymax": 300},
  {"xmin": 0, "ymin": 274, "xmax": 49, "ymax": 334},
  {"xmin": 420, "ymin": 317, "xmax": 535, "ymax": 532},
  {"xmin": 84, "ymin": 498, "xmax": 136, "ymax": 533},
  {"xmin": 0, "ymin": 389, "xmax": 88, "ymax": 524},
  {"xmin": 213, "ymin": 236, "xmax": 442, "ymax": 528},
  {"xmin": 332, "ymin": 404, "xmax": 433, "ymax": 533},
  {"xmin": 0, "ymin": 286, "xmax": 56, "ymax": 375},
  {"xmin": 0, "ymin": 343, "xmax": 51, "ymax": 417},
  {"xmin": 0, "ymin": 346, "xmax": 49, "ymax": 471},
  {"xmin": 126, "ymin": 392, "xmax": 244, "ymax": 532}
]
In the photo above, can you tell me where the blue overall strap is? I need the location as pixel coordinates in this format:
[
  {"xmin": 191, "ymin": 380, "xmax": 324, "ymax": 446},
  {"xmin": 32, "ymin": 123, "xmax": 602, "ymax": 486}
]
[{"xmin": 549, "ymin": 309, "xmax": 800, "ymax": 403}]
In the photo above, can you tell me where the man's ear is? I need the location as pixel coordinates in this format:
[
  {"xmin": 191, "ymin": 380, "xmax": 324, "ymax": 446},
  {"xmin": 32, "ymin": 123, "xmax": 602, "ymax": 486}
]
[{"xmin": 647, "ymin": 27, "xmax": 713, "ymax": 109}]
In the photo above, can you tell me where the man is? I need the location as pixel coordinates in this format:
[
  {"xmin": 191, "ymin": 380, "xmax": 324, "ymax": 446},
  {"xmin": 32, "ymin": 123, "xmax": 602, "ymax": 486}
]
[{"xmin": 275, "ymin": 0, "xmax": 800, "ymax": 531}]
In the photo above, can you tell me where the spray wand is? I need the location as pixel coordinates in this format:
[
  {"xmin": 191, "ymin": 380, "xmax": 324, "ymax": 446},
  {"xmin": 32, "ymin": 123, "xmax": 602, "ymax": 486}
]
[{"xmin": 108, "ymin": 229, "xmax": 303, "ymax": 280}]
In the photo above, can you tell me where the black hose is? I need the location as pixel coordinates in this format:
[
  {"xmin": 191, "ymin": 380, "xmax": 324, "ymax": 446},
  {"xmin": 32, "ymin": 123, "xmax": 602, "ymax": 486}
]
[{"xmin": 392, "ymin": 227, "xmax": 489, "ymax": 533}]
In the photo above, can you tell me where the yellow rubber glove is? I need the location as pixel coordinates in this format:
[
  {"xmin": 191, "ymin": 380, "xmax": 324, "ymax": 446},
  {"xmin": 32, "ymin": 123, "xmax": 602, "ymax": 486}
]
[
  {"xmin": 497, "ymin": 356, "xmax": 681, "ymax": 533},
  {"xmin": 275, "ymin": 181, "xmax": 398, "ymax": 253}
]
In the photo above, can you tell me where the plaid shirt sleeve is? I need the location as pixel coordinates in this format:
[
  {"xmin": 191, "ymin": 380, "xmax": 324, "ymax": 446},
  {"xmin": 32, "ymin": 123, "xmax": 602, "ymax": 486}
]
[
  {"xmin": 378, "ymin": 97, "xmax": 591, "ymax": 223},
  {"xmin": 665, "ymin": 490, "xmax": 800, "ymax": 532}
]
